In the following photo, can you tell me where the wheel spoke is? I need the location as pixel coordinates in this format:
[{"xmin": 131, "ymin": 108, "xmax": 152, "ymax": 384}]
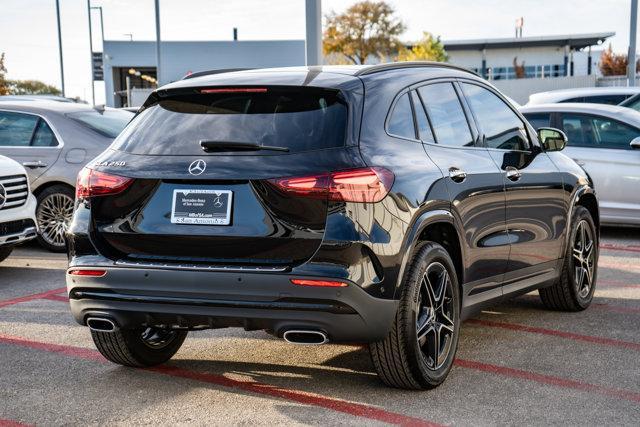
[{"xmin": 430, "ymin": 325, "xmax": 441, "ymax": 368}]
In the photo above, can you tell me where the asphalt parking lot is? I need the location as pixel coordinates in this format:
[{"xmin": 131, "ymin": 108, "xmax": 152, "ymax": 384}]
[{"xmin": 1, "ymin": 228, "xmax": 639, "ymax": 426}]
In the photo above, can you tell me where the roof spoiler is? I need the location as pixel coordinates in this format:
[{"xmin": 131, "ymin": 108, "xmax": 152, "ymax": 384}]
[{"xmin": 182, "ymin": 68, "xmax": 254, "ymax": 80}]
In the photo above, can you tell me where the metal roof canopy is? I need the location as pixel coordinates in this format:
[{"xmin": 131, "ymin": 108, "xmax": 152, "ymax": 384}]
[{"xmin": 443, "ymin": 32, "xmax": 615, "ymax": 51}]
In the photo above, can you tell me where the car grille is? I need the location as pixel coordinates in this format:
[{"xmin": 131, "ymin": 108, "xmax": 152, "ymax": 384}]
[
  {"xmin": 0, "ymin": 174, "xmax": 29, "ymax": 211},
  {"xmin": 0, "ymin": 219, "xmax": 36, "ymax": 237}
]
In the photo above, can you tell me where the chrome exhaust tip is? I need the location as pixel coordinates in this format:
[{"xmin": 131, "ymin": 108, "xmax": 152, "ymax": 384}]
[
  {"xmin": 86, "ymin": 317, "xmax": 117, "ymax": 333},
  {"xmin": 283, "ymin": 330, "xmax": 329, "ymax": 345}
]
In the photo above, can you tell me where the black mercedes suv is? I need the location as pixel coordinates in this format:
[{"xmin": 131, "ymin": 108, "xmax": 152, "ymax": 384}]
[{"xmin": 66, "ymin": 63, "xmax": 599, "ymax": 389}]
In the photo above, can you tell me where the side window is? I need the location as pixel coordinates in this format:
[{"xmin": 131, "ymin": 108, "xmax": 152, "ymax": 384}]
[
  {"xmin": 583, "ymin": 94, "xmax": 628, "ymax": 105},
  {"xmin": 461, "ymin": 83, "xmax": 529, "ymax": 151},
  {"xmin": 411, "ymin": 90, "xmax": 435, "ymax": 143},
  {"xmin": 523, "ymin": 113, "xmax": 551, "ymax": 130},
  {"xmin": 592, "ymin": 116, "xmax": 640, "ymax": 149},
  {"xmin": 387, "ymin": 93, "xmax": 416, "ymax": 139},
  {"xmin": 0, "ymin": 111, "xmax": 38, "ymax": 147},
  {"xmin": 31, "ymin": 119, "xmax": 58, "ymax": 147},
  {"xmin": 559, "ymin": 114, "xmax": 596, "ymax": 147},
  {"xmin": 418, "ymin": 83, "xmax": 473, "ymax": 147},
  {"xmin": 560, "ymin": 97, "xmax": 585, "ymax": 103}
]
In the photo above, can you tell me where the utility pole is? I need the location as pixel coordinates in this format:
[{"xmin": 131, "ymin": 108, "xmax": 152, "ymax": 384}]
[
  {"xmin": 55, "ymin": 0, "xmax": 65, "ymax": 97},
  {"xmin": 154, "ymin": 0, "xmax": 162, "ymax": 85},
  {"xmin": 87, "ymin": 0, "xmax": 95, "ymax": 105},
  {"xmin": 629, "ymin": 0, "xmax": 638, "ymax": 86}
]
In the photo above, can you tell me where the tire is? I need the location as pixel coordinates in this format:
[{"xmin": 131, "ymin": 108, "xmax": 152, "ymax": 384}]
[
  {"xmin": 369, "ymin": 242, "xmax": 461, "ymax": 389},
  {"xmin": 91, "ymin": 327, "xmax": 188, "ymax": 367},
  {"xmin": 539, "ymin": 206, "xmax": 598, "ymax": 311},
  {"xmin": 0, "ymin": 246, "xmax": 13, "ymax": 263},
  {"xmin": 35, "ymin": 185, "xmax": 75, "ymax": 253}
]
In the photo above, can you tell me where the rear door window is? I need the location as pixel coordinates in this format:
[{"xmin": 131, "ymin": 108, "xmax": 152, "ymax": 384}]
[
  {"xmin": 31, "ymin": 119, "xmax": 58, "ymax": 147},
  {"xmin": 112, "ymin": 88, "xmax": 348, "ymax": 155},
  {"xmin": 387, "ymin": 93, "xmax": 416, "ymax": 139},
  {"xmin": 411, "ymin": 90, "xmax": 435, "ymax": 143},
  {"xmin": 0, "ymin": 111, "xmax": 38, "ymax": 147},
  {"xmin": 558, "ymin": 113, "xmax": 640, "ymax": 149},
  {"xmin": 418, "ymin": 83, "xmax": 473, "ymax": 147}
]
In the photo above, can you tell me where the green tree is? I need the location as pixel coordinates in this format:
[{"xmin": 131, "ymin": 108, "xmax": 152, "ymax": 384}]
[
  {"xmin": 323, "ymin": 1, "xmax": 406, "ymax": 65},
  {"xmin": 7, "ymin": 79, "xmax": 61, "ymax": 95},
  {"xmin": 396, "ymin": 32, "xmax": 448, "ymax": 62},
  {"xmin": 0, "ymin": 53, "xmax": 9, "ymax": 95}
]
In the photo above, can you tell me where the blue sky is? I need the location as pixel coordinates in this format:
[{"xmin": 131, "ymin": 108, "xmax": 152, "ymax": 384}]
[{"xmin": 0, "ymin": 0, "xmax": 634, "ymax": 103}]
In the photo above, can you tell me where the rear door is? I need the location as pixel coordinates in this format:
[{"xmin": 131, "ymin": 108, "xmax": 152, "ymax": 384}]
[
  {"xmin": 90, "ymin": 86, "xmax": 361, "ymax": 267},
  {"xmin": 557, "ymin": 112, "xmax": 640, "ymax": 224},
  {"xmin": 0, "ymin": 110, "xmax": 61, "ymax": 182},
  {"xmin": 460, "ymin": 82, "xmax": 566, "ymax": 288},
  {"xmin": 415, "ymin": 81, "xmax": 508, "ymax": 305}
]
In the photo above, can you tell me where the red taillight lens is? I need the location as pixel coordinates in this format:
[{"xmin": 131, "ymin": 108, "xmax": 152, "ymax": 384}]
[
  {"xmin": 68, "ymin": 269, "xmax": 106, "ymax": 277},
  {"xmin": 290, "ymin": 279, "xmax": 348, "ymax": 287},
  {"xmin": 76, "ymin": 167, "xmax": 133, "ymax": 199},
  {"xmin": 268, "ymin": 167, "xmax": 394, "ymax": 203}
]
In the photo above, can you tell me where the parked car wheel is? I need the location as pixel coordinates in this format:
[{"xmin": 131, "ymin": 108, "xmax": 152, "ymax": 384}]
[
  {"xmin": 369, "ymin": 242, "xmax": 461, "ymax": 389},
  {"xmin": 35, "ymin": 185, "xmax": 75, "ymax": 252},
  {"xmin": 539, "ymin": 206, "xmax": 598, "ymax": 311},
  {"xmin": 0, "ymin": 246, "xmax": 13, "ymax": 263},
  {"xmin": 91, "ymin": 327, "xmax": 188, "ymax": 367}
]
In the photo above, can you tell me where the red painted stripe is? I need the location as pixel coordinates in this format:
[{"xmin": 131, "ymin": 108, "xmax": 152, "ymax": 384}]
[
  {"xmin": 467, "ymin": 318, "xmax": 640, "ymax": 351},
  {"xmin": 599, "ymin": 243, "xmax": 640, "ymax": 253},
  {"xmin": 0, "ymin": 420, "xmax": 31, "ymax": 427},
  {"xmin": 42, "ymin": 294, "xmax": 69, "ymax": 302},
  {"xmin": 0, "ymin": 333, "xmax": 439, "ymax": 427},
  {"xmin": 454, "ymin": 359, "xmax": 640, "ymax": 403},
  {"xmin": 0, "ymin": 288, "xmax": 67, "ymax": 309},
  {"xmin": 598, "ymin": 261, "xmax": 640, "ymax": 273}
]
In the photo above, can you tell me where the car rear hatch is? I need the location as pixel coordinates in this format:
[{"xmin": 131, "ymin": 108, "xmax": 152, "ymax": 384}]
[{"xmin": 83, "ymin": 85, "xmax": 369, "ymax": 268}]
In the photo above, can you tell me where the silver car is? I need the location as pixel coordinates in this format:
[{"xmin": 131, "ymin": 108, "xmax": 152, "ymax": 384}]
[
  {"xmin": 0, "ymin": 100, "xmax": 133, "ymax": 251},
  {"xmin": 520, "ymin": 103, "xmax": 640, "ymax": 226}
]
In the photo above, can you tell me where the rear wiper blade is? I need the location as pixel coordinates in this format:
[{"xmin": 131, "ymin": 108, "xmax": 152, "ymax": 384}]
[{"xmin": 199, "ymin": 140, "xmax": 289, "ymax": 153}]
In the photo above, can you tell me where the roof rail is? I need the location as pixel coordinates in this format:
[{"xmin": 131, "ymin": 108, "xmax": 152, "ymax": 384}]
[
  {"xmin": 354, "ymin": 61, "xmax": 478, "ymax": 77},
  {"xmin": 182, "ymin": 68, "xmax": 253, "ymax": 80}
]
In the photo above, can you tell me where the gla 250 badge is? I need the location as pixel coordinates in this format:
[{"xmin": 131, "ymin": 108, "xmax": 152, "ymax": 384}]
[{"xmin": 94, "ymin": 160, "xmax": 126, "ymax": 167}]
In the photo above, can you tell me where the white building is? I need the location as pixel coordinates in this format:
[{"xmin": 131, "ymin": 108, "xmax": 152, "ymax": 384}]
[{"xmin": 443, "ymin": 32, "xmax": 614, "ymax": 80}]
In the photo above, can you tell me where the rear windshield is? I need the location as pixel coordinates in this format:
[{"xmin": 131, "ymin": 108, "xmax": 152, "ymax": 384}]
[
  {"xmin": 110, "ymin": 87, "xmax": 347, "ymax": 155},
  {"xmin": 67, "ymin": 109, "xmax": 133, "ymax": 138}
]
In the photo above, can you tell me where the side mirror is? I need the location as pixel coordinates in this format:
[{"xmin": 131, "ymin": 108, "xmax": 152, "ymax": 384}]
[
  {"xmin": 631, "ymin": 136, "xmax": 640, "ymax": 149},
  {"xmin": 538, "ymin": 127, "xmax": 567, "ymax": 152}
]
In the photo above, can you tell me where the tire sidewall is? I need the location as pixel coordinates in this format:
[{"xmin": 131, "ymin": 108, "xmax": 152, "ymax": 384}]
[{"xmin": 403, "ymin": 243, "xmax": 461, "ymax": 387}]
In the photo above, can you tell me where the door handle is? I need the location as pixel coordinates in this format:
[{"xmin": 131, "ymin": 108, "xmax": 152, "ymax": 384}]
[
  {"xmin": 22, "ymin": 161, "xmax": 48, "ymax": 169},
  {"xmin": 572, "ymin": 158, "xmax": 586, "ymax": 166},
  {"xmin": 448, "ymin": 167, "xmax": 467, "ymax": 183},
  {"xmin": 505, "ymin": 167, "xmax": 522, "ymax": 181}
]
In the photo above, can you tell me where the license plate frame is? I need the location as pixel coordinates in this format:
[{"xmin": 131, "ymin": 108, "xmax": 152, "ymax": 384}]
[{"xmin": 170, "ymin": 189, "xmax": 233, "ymax": 225}]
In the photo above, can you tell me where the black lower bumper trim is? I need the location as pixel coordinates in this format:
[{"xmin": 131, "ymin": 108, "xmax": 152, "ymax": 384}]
[{"xmin": 71, "ymin": 289, "xmax": 357, "ymax": 315}]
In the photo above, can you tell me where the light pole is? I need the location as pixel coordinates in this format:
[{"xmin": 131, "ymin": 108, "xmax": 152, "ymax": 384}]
[
  {"xmin": 629, "ymin": 0, "xmax": 638, "ymax": 86},
  {"xmin": 87, "ymin": 0, "xmax": 94, "ymax": 105},
  {"xmin": 155, "ymin": 0, "xmax": 161, "ymax": 85},
  {"xmin": 305, "ymin": 0, "xmax": 322, "ymax": 66},
  {"xmin": 88, "ymin": 4, "xmax": 104, "ymax": 106},
  {"xmin": 55, "ymin": 0, "xmax": 65, "ymax": 97}
]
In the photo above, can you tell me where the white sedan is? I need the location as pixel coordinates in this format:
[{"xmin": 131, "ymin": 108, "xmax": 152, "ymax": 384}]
[
  {"xmin": 520, "ymin": 103, "xmax": 640, "ymax": 227},
  {"xmin": 0, "ymin": 155, "xmax": 38, "ymax": 262}
]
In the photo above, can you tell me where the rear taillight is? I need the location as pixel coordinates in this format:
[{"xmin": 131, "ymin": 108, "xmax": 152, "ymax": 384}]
[
  {"xmin": 67, "ymin": 269, "xmax": 106, "ymax": 277},
  {"xmin": 268, "ymin": 167, "xmax": 394, "ymax": 203},
  {"xmin": 76, "ymin": 167, "xmax": 133, "ymax": 199},
  {"xmin": 290, "ymin": 278, "xmax": 348, "ymax": 287}
]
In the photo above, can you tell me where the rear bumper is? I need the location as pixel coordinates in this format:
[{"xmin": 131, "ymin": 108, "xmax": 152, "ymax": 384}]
[{"xmin": 66, "ymin": 266, "xmax": 398, "ymax": 343}]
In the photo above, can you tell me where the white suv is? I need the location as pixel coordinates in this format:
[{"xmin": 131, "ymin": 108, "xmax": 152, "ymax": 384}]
[{"xmin": 0, "ymin": 155, "xmax": 38, "ymax": 262}]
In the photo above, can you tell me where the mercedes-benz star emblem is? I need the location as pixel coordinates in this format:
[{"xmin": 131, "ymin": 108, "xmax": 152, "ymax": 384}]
[
  {"xmin": 188, "ymin": 159, "xmax": 207, "ymax": 176},
  {"xmin": 0, "ymin": 184, "xmax": 6, "ymax": 210}
]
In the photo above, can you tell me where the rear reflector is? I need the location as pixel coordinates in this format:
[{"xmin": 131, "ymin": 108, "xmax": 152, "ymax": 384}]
[
  {"xmin": 200, "ymin": 88, "xmax": 268, "ymax": 94},
  {"xmin": 290, "ymin": 279, "xmax": 348, "ymax": 287},
  {"xmin": 68, "ymin": 269, "xmax": 106, "ymax": 277},
  {"xmin": 76, "ymin": 167, "xmax": 134, "ymax": 199},
  {"xmin": 268, "ymin": 167, "xmax": 394, "ymax": 203}
]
